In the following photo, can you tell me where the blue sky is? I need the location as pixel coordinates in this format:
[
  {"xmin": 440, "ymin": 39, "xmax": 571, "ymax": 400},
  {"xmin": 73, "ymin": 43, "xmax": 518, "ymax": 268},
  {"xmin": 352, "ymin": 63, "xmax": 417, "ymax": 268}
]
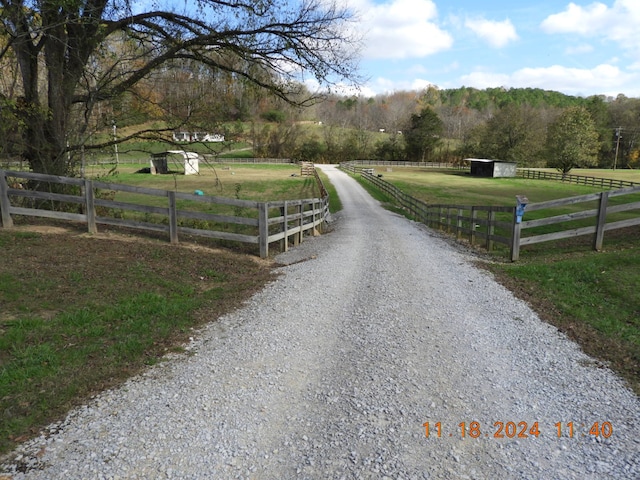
[{"xmin": 338, "ymin": 0, "xmax": 640, "ymax": 98}]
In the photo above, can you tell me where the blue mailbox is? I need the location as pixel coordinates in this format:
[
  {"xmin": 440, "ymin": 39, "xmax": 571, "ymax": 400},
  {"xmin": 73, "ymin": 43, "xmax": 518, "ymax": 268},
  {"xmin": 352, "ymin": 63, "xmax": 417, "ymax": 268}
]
[{"xmin": 516, "ymin": 195, "xmax": 528, "ymax": 223}]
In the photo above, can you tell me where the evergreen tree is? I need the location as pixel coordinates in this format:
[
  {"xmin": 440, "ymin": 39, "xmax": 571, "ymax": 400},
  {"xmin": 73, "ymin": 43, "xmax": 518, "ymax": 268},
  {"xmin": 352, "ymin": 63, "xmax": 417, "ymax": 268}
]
[{"xmin": 404, "ymin": 107, "xmax": 443, "ymax": 161}]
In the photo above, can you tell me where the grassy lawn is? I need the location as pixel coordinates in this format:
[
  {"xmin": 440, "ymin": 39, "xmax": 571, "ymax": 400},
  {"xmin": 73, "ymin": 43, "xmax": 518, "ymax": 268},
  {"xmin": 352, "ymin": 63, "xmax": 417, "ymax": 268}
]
[
  {"xmin": 83, "ymin": 163, "xmax": 326, "ymax": 247},
  {"xmin": 373, "ymin": 167, "xmax": 640, "ymax": 240},
  {"xmin": 373, "ymin": 167, "xmax": 609, "ymax": 205},
  {"xmin": 354, "ymin": 167, "xmax": 640, "ymax": 397},
  {"xmin": 521, "ymin": 167, "xmax": 640, "ymax": 183},
  {"xmin": 89, "ymin": 163, "xmax": 321, "ymax": 202}
]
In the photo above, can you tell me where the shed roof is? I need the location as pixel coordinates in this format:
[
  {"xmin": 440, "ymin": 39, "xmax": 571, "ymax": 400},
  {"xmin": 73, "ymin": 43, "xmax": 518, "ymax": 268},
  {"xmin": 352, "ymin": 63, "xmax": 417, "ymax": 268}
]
[{"xmin": 465, "ymin": 158, "xmax": 516, "ymax": 164}]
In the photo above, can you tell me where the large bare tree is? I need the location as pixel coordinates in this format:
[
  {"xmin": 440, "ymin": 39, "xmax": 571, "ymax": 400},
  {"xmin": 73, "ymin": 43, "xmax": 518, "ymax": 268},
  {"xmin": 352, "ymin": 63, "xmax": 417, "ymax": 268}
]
[{"xmin": 0, "ymin": 0, "xmax": 360, "ymax": 175}]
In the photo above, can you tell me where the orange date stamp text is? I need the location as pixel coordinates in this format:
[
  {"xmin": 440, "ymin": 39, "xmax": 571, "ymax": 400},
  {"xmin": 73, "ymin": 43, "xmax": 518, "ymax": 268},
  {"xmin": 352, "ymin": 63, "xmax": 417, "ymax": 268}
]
[{"xmin": 422, "ymin": 421, "xmax": 613, "ymax": 439}]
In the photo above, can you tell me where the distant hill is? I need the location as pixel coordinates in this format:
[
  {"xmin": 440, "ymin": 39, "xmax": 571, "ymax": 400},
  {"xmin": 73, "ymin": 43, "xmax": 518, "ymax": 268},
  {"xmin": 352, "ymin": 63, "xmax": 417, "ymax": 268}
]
[{"xmin": 423, "ymin": 86, "xmax": 589, "ymax": 111}]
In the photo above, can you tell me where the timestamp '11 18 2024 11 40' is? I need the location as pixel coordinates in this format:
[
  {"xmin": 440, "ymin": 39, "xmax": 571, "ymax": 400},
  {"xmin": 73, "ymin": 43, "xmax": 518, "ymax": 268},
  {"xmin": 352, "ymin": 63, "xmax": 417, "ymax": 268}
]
[{"xmin": 423, "ymin": 421, "xmax": 613, "ymax": 439}]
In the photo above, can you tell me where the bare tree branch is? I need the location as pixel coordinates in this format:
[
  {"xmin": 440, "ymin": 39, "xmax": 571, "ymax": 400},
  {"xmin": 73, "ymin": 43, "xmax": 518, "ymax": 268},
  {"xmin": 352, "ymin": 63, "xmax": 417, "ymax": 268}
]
[{"xmin": 0, "ymin": 0, "xmax": 362, "ymax": 175}]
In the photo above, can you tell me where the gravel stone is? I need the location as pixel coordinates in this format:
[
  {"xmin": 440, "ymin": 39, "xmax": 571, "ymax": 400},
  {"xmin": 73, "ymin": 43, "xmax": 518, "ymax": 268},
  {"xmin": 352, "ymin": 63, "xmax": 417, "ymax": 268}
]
[{"xmin": 1, "ymin": 164, "xmax": 639, "ymax": 479}]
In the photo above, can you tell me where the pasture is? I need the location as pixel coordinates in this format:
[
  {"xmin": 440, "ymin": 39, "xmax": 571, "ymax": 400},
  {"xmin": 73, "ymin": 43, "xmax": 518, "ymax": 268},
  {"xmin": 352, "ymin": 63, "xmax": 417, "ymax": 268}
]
[
  {"xmin": 87, "ymin": 162, "xmax": 322, "ymax": 202},
  {"xmin": 354, "ymin": 166, "xmax": 639, "ymax": 397},
  {"xmin": 371, "ymin": 166, "xmax": 640, "ymax": 205}
]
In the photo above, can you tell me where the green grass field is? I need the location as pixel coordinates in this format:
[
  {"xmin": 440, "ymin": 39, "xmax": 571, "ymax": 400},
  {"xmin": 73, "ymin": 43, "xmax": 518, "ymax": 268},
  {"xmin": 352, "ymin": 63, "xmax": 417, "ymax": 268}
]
[
  {"xmin": 89, "ymin": 163, "xmax": 319, "ymax": 200},
  {"xmin": 0, "ymin": 227, "xmax": 276, "ymax": 455},
  {"xmin": 371, "ymin": 167, "xmax": 639, "ymax": 205}
]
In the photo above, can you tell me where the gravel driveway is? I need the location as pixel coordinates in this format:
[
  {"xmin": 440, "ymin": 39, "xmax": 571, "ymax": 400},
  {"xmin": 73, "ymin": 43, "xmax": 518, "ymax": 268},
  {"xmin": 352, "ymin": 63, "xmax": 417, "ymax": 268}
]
[{"xmin": 2, "ymin": 164, "xmax": 639, "ymax": 479}]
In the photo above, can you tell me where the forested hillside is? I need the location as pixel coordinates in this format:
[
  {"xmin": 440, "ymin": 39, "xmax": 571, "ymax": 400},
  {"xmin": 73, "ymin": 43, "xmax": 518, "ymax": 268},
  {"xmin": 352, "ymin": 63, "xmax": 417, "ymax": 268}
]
[{"xmin": 311, "ymin": 86, "xmax": 639, "ymax": 169}]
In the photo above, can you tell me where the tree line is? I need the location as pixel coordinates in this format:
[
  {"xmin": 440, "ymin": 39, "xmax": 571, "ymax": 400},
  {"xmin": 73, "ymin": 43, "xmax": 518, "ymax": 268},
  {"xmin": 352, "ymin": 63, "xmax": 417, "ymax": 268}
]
[
  {"xmin": 0, "ymin": 1, "xmax": 638, "ymax": 177},
  {"xmin": 307, "ymin": 87, "xmax": 639, "ymax": 172}
]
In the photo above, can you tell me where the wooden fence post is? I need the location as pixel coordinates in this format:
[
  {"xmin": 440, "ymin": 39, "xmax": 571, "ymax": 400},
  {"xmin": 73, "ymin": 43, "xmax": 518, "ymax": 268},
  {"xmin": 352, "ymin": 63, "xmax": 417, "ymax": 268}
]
[
  {"xmin": 594, "ymin": 191, "xmax": 609, "ymax": 251},
  {"xmin": 168, "ymin": 191, "xmax": 178, "ymax": 243},
  {"xmin": 510, "ymin": 207, "xmax": 521, "ymax": 262},
  {"xmin": 0, "ymin": 170, "xmax": 13, "ymax": 228},
  {"xmin": 470, "ymin": 207, "xmax": 477, "ymax": 246},
  {"xmin": 259, "ymin": 202, "xmax": 269, "ymax": 258},
  {"xmin": 84, "ymin": 179, "xmax": 97, "ymax": 234},
  {"xmin": 282, "ymin": 201, "xmax": 288, "ymax": 252},
  {"xmin": 486, "ymin": 207, "xmax": 495, "ymax": 251},
  {"xmin": 296, "ymin": 203, "xmax": 302, "ymax": 245},
  {"xmin": 313, "ymin": 200, "xmax": 320, "ymax": 236}
]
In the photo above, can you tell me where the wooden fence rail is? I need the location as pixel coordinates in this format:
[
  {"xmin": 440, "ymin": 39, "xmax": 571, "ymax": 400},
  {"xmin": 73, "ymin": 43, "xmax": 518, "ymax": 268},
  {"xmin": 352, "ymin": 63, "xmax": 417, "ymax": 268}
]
[
  {"xmin": 357, "ymin": 170, "xmax": 515, "ymax": 254},
  {"xmin": 348, "ymin": 165, "xmax": 640, "ymax": 260},
  {"xmin": 0, "ymin": 169, "xmax": 329, "ymax": 258},
  {"xmin": 341, "ymin": 160, "xmax": 458, "ymax": 171},
  {"xmin": 512, "ymin": 185, "xmax": 640, "ymax": 260},
  {"xmin": 518, "ymin": 169, "xmax": 637, "ymax": 189}
]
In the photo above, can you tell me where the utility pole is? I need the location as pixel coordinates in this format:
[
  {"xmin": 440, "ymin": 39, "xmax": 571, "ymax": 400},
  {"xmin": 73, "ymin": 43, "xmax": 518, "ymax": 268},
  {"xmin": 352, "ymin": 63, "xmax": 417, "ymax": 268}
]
[{"xmin": 613, "ymin": 127, "xmax": 621, "ymax": 170}]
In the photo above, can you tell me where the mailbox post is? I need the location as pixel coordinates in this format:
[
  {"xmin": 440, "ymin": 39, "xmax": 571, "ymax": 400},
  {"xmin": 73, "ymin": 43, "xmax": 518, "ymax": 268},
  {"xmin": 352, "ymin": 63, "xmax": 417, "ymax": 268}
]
[
  {"xmin": 516, "ymin": 195, "xmax": 529, "ymax": 224},
  {"xmin": 511, "ymin": 195, "xmax": 529, "ymax": 262}
]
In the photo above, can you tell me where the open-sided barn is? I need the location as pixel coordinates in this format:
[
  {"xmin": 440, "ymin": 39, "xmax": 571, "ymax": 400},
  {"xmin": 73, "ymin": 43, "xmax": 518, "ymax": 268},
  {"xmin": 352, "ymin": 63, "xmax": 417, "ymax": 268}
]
[{"xmin": 468, "ymin": 158, "xmax": 517, "ymax": 178}]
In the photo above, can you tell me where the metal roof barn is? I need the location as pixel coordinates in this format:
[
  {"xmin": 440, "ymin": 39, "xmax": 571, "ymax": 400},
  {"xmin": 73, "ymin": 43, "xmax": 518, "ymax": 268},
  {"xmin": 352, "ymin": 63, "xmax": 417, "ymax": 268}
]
[{"xmin": 468, "ymin": 158, "xmax": 517, "ymax": 178}]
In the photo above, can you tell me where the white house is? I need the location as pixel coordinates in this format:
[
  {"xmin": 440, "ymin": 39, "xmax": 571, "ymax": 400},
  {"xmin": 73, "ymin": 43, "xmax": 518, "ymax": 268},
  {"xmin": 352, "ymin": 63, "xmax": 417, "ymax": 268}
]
[{"xmin": 172, "ymin": 131, "xmax": 224, "ymax": 143}]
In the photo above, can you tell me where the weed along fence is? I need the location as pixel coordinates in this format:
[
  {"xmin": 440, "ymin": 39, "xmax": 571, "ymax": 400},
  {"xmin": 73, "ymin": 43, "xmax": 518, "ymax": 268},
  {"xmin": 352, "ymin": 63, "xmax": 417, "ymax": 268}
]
[
  {"xmin": 0, "ymin": 169, "xmax": 329, "ymax": 258},
  {"xmin": 349, "ymin": 167, "xmax": 640, "ymax": 261}
]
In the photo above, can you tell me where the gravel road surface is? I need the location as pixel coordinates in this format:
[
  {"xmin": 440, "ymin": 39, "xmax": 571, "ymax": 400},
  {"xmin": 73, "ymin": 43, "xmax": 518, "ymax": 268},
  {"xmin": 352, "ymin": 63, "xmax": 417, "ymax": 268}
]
[{"xmin": 2, "ymin": 164, "xmax": 639, "ymax": 479}]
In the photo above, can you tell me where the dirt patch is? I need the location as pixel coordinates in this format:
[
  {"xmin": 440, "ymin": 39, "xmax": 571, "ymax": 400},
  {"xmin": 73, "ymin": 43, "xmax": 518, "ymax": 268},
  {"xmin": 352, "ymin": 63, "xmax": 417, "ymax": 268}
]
[{"xmin": 15, "ymin": 225, "xmax": 72, "ymax": 235}]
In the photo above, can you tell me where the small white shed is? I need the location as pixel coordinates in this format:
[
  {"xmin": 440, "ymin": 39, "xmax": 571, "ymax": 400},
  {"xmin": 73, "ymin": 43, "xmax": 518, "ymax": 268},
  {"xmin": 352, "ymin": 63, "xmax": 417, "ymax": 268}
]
[{"xmin": 150, "ymin": 151, "xmax": 200, "ymax": 175}]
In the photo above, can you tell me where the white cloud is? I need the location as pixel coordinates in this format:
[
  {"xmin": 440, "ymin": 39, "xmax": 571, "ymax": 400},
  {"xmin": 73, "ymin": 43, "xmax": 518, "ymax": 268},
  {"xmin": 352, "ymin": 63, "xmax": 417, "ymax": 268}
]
[
  {"xmin": 541, "ymin": 1, "xmax": 640, "ymax": 57},
  {"xmin": 465, "ymin": 17, "xmax": 518, "ymax": 48},
  {"xmin": 411, "ymin": 78, "xmax": 435, "ymax": 91},
  {"xmin": 457, "ymin": 71, "xmax": 511, "ymax": 90},
  {"xmin": 540, "ymin": 2, "xmax": 612, "ymax": 35},
  {"xmin": 304, "ymin": 77, "xmax": 377, "ymax": 97},
  {"xmin": 355, "ymin": 75, "xmax": 436, "ymax": 95},
  {"xmin": 352, "ymin": 0, "xmax": 453, "ymax": 59},
  {"xmin": 459, "ymin": 63, "xmax": 640, "ymax": 97}
]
